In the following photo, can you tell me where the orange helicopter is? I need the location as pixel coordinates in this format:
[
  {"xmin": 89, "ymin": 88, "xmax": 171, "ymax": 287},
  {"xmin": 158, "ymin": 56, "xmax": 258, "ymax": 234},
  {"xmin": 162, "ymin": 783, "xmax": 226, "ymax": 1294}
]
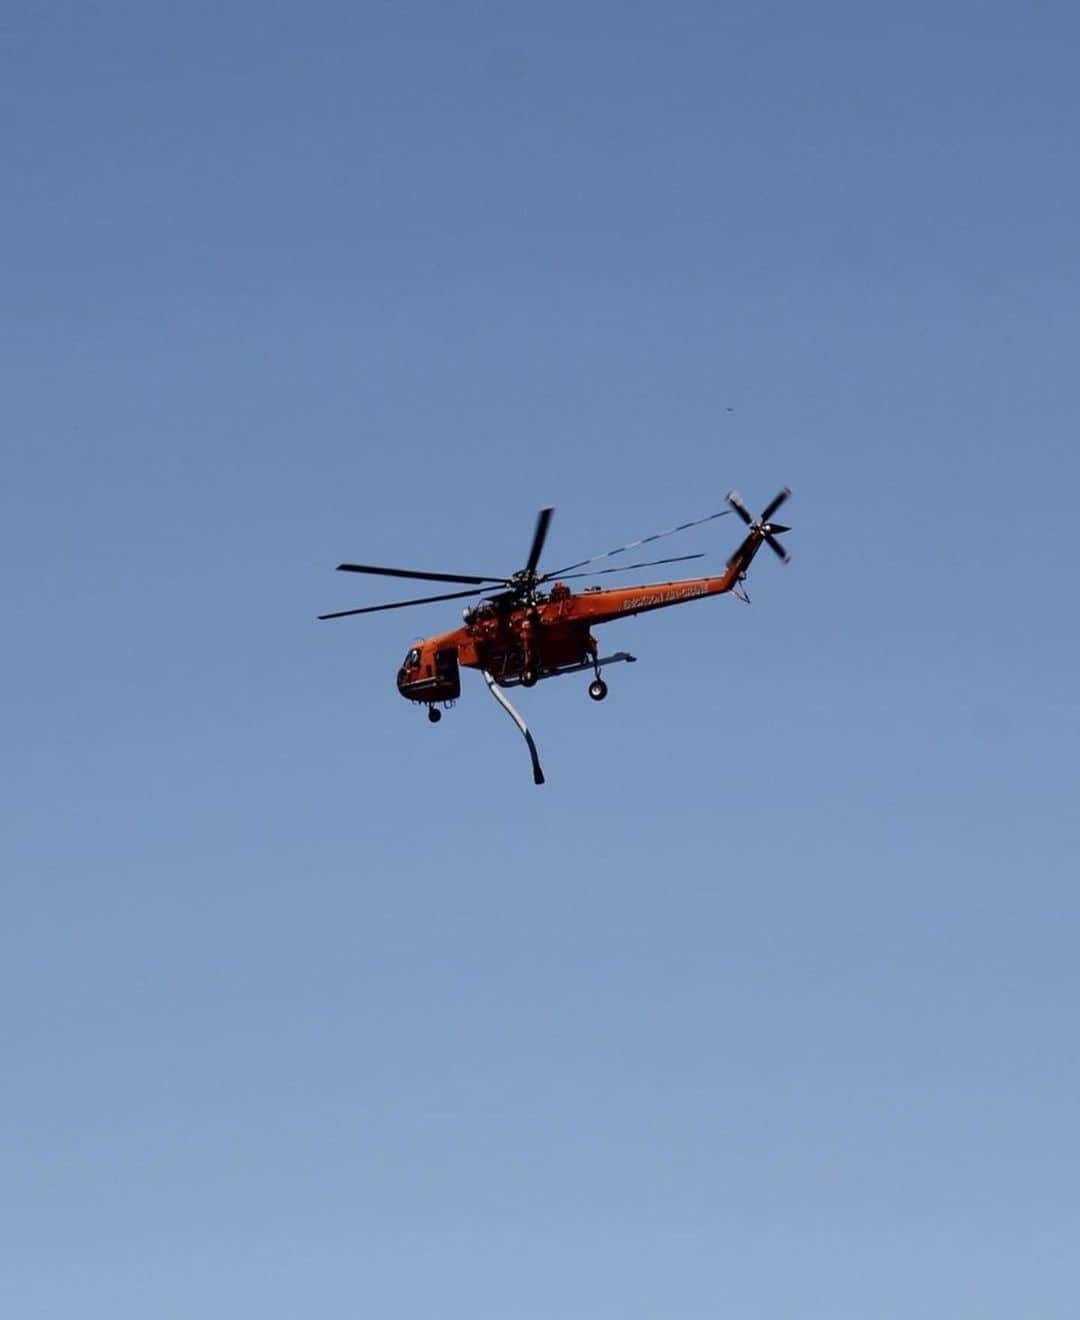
[{"xmin": 320, "ymin": 489, "xmax": 792, "ymax": 783}]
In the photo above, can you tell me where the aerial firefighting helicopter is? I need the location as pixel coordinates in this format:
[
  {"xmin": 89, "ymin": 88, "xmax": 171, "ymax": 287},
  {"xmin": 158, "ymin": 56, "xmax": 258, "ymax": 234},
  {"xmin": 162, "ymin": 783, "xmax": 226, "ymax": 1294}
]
[{"xmin": 320, "ymin": 488, "xmax": 792, "ymax": 784}]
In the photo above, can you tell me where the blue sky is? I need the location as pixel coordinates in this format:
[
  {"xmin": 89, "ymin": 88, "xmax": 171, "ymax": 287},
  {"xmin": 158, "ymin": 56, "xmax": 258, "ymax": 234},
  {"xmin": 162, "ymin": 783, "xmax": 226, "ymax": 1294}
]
[{"xmin": 4, "ymin": 4, "xmax": 1078, "ymax": 1316}]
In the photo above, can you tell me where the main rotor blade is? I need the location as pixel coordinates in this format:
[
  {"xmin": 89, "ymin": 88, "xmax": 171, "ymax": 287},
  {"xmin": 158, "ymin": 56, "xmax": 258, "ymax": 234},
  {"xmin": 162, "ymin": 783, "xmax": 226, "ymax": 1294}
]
[
  {"xmin": 764, "ymin": 533, "xmax": 791, "ymax": 564},
  {"xmin": 760, "ymin": 487, "xmax": 791, "ymax": 522},
  {"xmin": 318, "ymin": 584, "xmax": 498, "ymax": 620},
  {"xmin": 557, "ymin": 552, "xmax": 706, "ymax": 581},
  {"xmin": 336, "ymin": 563, "xmax": 508, "ymax": 586},
  {"xmin": 524, "ymin": 507, "xmax": 554, "ymax": 577},
  {"xmin": 543, "ymin": 508, "xmax": 733, "ymax": 579},
  {"xmin": 726, "ymin": 491, "xmax": 754, "ymax": 525}
]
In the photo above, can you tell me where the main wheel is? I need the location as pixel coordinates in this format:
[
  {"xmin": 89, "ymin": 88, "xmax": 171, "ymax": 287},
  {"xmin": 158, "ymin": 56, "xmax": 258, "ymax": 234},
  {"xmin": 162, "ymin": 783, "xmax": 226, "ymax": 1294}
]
[
  {"xmin": 521, "ymin": 670, "xmax": 538, "ymax": 687},
  {"xmin": 427, "ymin": 706, "xmax": 442, "ymax": 723},
  {"xmin": 588, "ymin": 678, "xmax": 608, "ymax": 701}
]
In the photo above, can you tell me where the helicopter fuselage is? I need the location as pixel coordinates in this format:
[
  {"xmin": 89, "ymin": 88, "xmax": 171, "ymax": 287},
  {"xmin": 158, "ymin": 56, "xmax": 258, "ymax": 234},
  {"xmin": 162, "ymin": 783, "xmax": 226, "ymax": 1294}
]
[{"xmin": 396, "ymin": 552, "xmax": 754, "ymax": 705}]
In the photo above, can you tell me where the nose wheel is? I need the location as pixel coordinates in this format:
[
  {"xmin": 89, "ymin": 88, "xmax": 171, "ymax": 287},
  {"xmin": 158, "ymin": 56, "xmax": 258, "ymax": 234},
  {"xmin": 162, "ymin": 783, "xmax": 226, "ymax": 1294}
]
[
  {"xmin": 427, "ymin": 706, "xmax": 442, "ymax": 723},
  {"xmin": 588, "ymin": 678, "xmax": 608, "ymax": 702}
]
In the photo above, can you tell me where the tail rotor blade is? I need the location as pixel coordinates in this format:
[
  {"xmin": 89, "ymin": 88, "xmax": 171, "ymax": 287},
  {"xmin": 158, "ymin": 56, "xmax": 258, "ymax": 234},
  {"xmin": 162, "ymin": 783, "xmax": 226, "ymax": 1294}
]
[
  {"xmin": 764, "ymin": 533, "xmax": 791, "ymax": 564},
  {"xmin": 726, "ymin": 491, "xmax": 754, "ymax": 525},
  {"xmin": 761, "ymin": 487, "xmax": 791, "ymax": 523}
]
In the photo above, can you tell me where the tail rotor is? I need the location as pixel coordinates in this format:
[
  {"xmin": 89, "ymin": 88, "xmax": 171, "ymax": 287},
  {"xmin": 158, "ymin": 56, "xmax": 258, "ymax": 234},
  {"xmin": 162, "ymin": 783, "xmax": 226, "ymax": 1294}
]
[{"xmin": 726, "ymin": 488, "xmax": 792, "ymax": 566}]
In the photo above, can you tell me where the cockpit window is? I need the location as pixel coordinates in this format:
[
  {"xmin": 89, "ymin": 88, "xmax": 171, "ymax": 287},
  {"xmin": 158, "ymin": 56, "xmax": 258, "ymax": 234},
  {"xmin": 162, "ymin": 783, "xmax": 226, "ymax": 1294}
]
[{"xmin": 403, "ymin": 648, "xmax": 421, "ymax": 670}]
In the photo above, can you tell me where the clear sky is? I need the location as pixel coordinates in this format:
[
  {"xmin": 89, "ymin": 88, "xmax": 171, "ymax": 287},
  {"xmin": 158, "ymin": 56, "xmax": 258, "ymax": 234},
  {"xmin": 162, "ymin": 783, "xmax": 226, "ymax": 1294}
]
[{"xmin": 4, "ymin": 3, "xmax": 1078, "ymax": 1316}]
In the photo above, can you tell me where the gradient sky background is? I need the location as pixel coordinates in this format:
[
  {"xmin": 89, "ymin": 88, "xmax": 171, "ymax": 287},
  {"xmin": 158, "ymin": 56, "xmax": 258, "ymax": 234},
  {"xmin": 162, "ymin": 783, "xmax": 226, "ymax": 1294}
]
[{"xmin": 4, "ymin": 3, "xmax": 1078, "ymax": 1316}]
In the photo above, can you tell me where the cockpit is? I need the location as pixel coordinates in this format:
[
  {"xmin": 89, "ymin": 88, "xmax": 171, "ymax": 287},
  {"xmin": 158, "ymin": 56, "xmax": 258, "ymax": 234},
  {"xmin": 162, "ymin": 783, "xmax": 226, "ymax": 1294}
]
[{"xmin": 396, "ymin": 643, "xmax": 462, "ymax": 705}]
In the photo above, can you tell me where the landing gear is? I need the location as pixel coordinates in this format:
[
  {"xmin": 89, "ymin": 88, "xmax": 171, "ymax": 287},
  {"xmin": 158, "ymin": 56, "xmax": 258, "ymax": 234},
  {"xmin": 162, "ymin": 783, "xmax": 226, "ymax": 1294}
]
[
  {"xmin": 521, "ymin": 670, "xmax": 538, "ymax": 687},
  {"xmin": 587, "ymin": 641, "xmax": 608, "ymax": 701},
  {"xmin": 427, "ymin": 706, "xmax": 442, "ymax": 723}
]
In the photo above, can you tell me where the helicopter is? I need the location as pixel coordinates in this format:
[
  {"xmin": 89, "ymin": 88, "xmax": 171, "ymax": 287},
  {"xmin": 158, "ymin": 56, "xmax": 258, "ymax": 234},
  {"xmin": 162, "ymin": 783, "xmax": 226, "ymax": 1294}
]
[{"xmin": 320, "ymin": 488, "xmax": 792, "ymax": 784}]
